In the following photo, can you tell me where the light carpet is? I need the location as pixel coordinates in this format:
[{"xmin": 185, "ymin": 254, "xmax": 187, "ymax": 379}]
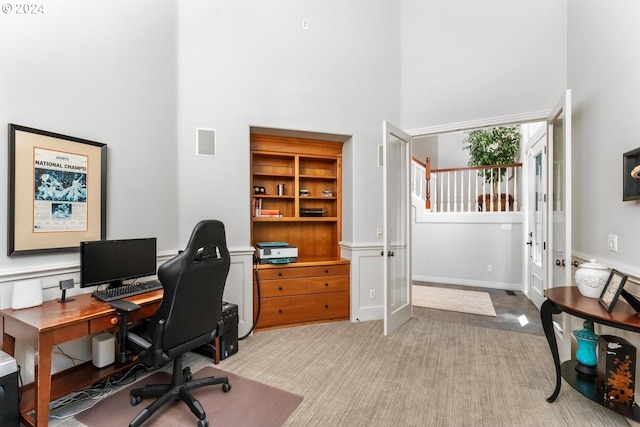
[
  {"xmin": 55, "ymin": 318, "xmax": 629, "ymax": 427},
  {"xmin": 219, "ymin": 318, "xmax": 629, "ymax": 426},
  {"xmin": 412, "ymin": 285, "xmax": 497, "ymax": 317}
]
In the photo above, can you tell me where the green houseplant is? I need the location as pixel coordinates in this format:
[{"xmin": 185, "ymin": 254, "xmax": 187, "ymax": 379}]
[{"xmin": 463, "ymin": 125, "xmax": 520, "ymax": 211}]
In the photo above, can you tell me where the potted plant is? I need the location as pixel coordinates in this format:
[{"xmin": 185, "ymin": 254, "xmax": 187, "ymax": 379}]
[{"xmin": 463, "ymin": 125, "xmax": 520, "ymax": 211}]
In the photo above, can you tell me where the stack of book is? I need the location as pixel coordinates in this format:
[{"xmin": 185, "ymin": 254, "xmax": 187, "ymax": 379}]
[
  {"xmin": 252, "ymin": 199, "xmax": 281, "ymax": 217},
  {"xmin": 259, "ymin": 209, "xmax": 281, "ymax": 217}
]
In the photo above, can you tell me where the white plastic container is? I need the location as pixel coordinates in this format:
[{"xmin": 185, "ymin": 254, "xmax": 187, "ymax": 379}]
[{"xmin": 575, "ymin": 259, "xmax": 610, "ymax": 298}]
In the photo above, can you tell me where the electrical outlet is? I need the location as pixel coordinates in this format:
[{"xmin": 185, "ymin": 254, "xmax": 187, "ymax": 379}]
[
  {"xmin": 369, "ymin": 289, "xmax": 375, "ymax": 299},
  {"xmin": 376, "ymin": 228, "xmax": 382, "ymax": 238},
  {"xmin": 302, "ymin": 19, "xmax": 309, "ymax": 30},
  {"xmin": 608, "ymin": 234, "xmax": 618, "ymax": 252},
  {"xmin": 487, "ymin": 265, "xmax": 493, "ymax": 272}
]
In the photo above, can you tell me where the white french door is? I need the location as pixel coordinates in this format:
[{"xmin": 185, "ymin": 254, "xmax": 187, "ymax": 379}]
[
  {"xmin": 524, "ymin": 90, "xmax": 572, "ymax": 311},
  {"xmin": 525, "ymin": 127, "xmax": 547, "ymax": 309},
  {"xmin": 548, "ymin": 90, "xmax": 572, "ymax": 289},
  {"xmin": 383, "ymin": 121, "xmax": 412, "ymax": 336}
]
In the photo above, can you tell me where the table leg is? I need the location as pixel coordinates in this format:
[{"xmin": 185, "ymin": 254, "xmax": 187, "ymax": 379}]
[
  {"xmin": 540, "ymin": 299, "xmax": 563, "ymax": 403},
  {"xmin": 35, "ymin": 332, "xmax": 53, "ymax": 427},
  {"xmin": 2, "ymin": 330, "xmax": 16, "ymax": 355}
]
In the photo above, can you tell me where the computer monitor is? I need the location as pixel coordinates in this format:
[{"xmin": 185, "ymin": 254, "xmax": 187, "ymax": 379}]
[{"xmin": 80, "ymin": 238, "xmax": 157, "ymax": 289}]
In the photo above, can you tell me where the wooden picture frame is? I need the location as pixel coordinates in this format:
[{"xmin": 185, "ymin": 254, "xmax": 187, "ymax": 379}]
[
  {"xmin": 8, "ymin": 124, "xmax": 107, "ymax": 256},
  {"xmin": 599, "ymin": 269, "xmax": 628, "ymax": 313},
  {"xmin": 623, "ymin": 147, "xmax": 640, "ymax": 201}
]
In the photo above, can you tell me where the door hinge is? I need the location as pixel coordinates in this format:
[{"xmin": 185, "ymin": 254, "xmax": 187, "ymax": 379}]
[
  {"xmin": 544, "ymin": 146, "xmax": 547, "ymax": 154},
  {"xmin": 544, "ymin": 194, "xmax": 547, "ymax": 203},
  {"xmin": 544, "ymin": 242, "xmax": 546, "ymax": 250}
]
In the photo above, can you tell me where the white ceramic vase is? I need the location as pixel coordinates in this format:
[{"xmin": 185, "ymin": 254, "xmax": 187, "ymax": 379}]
[{"xmin": 575, "ymin": 259, "xmax": 610, "ymax": 298}]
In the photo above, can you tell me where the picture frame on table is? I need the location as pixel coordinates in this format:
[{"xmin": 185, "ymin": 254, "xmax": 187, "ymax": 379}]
[
  {"xmin": 8, "ymin": 124, "xmax": 107, "ymax": 256},
  {"xmin": 599, "ymin": 269, "xmax": 628, "ymax": 313}
]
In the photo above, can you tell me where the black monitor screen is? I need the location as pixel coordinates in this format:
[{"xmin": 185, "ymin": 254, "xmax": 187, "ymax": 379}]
[{"xmin": 80, "ymin": 238, "xmax": 157, "ymax": 288}]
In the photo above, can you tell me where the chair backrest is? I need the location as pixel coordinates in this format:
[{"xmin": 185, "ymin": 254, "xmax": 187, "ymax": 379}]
[{"xmin": 148, "ymin": 220, "xmax": 230, "ymax": 352}]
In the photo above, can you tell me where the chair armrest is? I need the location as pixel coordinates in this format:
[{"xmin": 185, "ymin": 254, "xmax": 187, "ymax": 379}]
[
  {"xmin": 108, "ymin": 300, "xmax": 141, "ymax": 363},
  {"xmin": 108, "ymin": 300, "xmax": 141, "ymax": 313}
]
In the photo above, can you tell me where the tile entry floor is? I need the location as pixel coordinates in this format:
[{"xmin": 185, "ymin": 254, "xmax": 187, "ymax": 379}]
[{"xmin": 412, "ymin": 282, "xmax": 544, "ymax": 336}]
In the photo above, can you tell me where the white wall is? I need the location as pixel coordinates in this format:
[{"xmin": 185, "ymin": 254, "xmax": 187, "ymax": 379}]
[
  {"xmin": 401, "ymin": 0, "xmax": 567, "ymax": 129},
  {"xmin": 567, "ymin": 5, "xmax": 640, "ymax": 422},
  {"xmin": 175, "ymin": 0, "xmax": 400, "ymax": 248},
  {"xmin": 0, "ymin": 0, "xmax": 180, "ymax": 276},
  {"xmin": 0, "ymin": 0, "xmax": 180, "ymax": 379},
  {"xmin": 401, "ymin": 0, "xmax": 566, "ymax": 294},
  {"xmin": 568, "ymin": 0, "xmax": 640, "ymax": 276},
  {"xmin": 0, "ymin": 0, "xmax": 570, "ymax": 329}
]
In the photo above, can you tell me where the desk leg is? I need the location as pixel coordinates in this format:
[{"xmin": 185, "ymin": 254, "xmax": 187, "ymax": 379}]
[
  {"xmin": 2, "ymin": 330, "xmax": 16, "ymax": 356},
  {"xmin": 540, "ymin": 299, "xmax": 563, "ymax": 403},
  {"xmin": 35, "ymin": 331, "xmax": 54, "ymax": 427}
]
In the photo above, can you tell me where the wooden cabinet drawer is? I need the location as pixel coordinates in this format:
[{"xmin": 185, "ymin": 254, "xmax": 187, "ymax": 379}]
[
  {"xmin": 256, "ymin": 275, "xmax": 348, "ymax": 297},
  {"xmin": 257, "ymin": 263, "xmax": 349, "ymax": 280},
  {"xmin": 256, "ymin": 291, "xmax": 349, "ymax": 328}
]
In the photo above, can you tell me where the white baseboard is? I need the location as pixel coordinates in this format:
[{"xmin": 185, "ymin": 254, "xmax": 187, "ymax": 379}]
[{"xmin": 412, "ymin": 274, "xmax": 522, "ymax": 292}]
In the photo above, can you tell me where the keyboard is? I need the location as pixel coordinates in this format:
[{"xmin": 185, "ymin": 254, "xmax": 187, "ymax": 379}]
[{"xmin": 91, "ymin": 280, "xmax": 163, "ymax": 302}]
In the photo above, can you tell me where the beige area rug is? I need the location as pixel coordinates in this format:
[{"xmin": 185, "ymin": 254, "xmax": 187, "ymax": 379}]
[
  {"xmin": 75, "ymin": 366, "xmax": 303, "ymax": 427},
  {"xmin": 412, "ymin": 285, "xmax": 497, "ymax": 317}
]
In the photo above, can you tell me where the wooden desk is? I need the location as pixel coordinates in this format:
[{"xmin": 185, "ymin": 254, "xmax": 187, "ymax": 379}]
[
  {"xmin": 1, "ymin": 291, "xmax": 162, "ymax": 427},
  {"xmin": 542, "ymin": 286, "xmax": 640, "ymax": 420}
]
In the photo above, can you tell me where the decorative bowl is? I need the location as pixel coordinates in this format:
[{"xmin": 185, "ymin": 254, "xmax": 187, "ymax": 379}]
[{"xmin": 575, "ymin": 259, "xmax": 610, "ymax": 298}]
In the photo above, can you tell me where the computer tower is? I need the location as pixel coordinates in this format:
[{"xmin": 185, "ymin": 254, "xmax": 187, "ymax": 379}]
[
  {"xmin": 194, "ymin": 302, "xmax": 239, "ymax": 361},
  {"xmin": 0, "ymin": 351, "xmax": 19, "ymax": 427}
]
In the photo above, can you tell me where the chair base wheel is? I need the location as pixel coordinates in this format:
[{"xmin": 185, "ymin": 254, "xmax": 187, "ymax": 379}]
[
  {"xmin": 198, "ymin": 418, "xmax": 209, "ymax": 427},
  {"xmin": 222, "ymin": 382, "xmax": 231, "ymax": 392}
]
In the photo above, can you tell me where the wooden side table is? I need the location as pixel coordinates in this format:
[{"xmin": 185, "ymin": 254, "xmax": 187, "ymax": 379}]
[{"xmin": 542, "ymin": 286, "xmax": 640, "ymax": 420}]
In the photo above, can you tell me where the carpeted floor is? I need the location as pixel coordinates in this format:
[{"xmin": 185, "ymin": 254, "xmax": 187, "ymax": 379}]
[
  {"xmin": 219, "ymin": 318, "xmax": 630, "ymax": 427},
  {"xmin": 50, "ymin": 317, "xmax": 629, "ymax": 427}
]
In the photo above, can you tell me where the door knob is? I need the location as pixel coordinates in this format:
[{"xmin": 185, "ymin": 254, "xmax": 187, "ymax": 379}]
[
  {"xmin": 387, "ymin": 251, "xmax": 395, "ymax": 257},
  {"xmin": 526, "ymin": 241, "xmax": 533, "ymax": 246}
]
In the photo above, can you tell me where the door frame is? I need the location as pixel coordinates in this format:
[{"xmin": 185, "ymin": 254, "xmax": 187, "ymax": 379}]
[{"xmin": 405, "ymin": 110, "xmax": 551, "ymax": 301}]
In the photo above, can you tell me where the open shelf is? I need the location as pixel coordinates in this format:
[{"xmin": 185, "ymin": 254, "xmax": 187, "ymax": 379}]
[
  {"xmin": 561, "ymin": 359, "xmax": 640, "ymax": 421},
  {"xmin": 20, "ymin": 360, "xmax": 138, "ymax": 426},
  {"xmin": 250, "ymin": 133, "xmax": 349, "ymax": 330}
]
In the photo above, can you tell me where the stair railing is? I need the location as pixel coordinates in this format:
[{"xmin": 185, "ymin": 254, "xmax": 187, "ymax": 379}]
[{"xmin": 412, "ymin": 157, "xmax": 522, "ymax": 213}]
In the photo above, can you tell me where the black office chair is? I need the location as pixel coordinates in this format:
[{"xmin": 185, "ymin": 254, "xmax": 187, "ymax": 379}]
[{"xmin": 109, "ymin": 220, "xmax": 232, "ymax": 427}]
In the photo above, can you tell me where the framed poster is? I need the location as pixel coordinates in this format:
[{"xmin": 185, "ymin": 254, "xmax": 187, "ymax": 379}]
[
  {"xmin": 623, "ymin": 147, "xmax": 640, "ymax": 201},
  {"xmin": 599, "ymin": 269, "xmax": 628, "ymax": 313},
  {"xmin": 8, "ymin": 124, "xmax": 107, "ymax": 255}
]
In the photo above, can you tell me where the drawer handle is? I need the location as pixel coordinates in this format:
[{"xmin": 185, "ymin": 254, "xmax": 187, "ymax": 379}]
[
  {"xmin": 278, "ymin": 309, "xmax": 283, "ymax": 314},
  {"xmin": 325, "ymin": 269, "xmax": 329, "ymax": 274},
  {"xmin": 110, "ymin": 317, "xmax": 118, "ymax": 325},
  {"xmin": 278, "ymin": 286, "xmax": 283, "ymax": 291},
  {"xmin": 325, "ymin": 304, "xmax": 329, "ymax": 309},
  {"xmin": 278, "ymin": 272, "xmax": 283, "ymax": 277},
  {"xmin": 324, "ymin": 283, "xmax": 329, "ymax": 287}
]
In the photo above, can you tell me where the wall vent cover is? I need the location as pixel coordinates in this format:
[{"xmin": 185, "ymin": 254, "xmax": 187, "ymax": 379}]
[{"xmin": 196, "ymin": 128, "xmax": 216, "ymax": 157}]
